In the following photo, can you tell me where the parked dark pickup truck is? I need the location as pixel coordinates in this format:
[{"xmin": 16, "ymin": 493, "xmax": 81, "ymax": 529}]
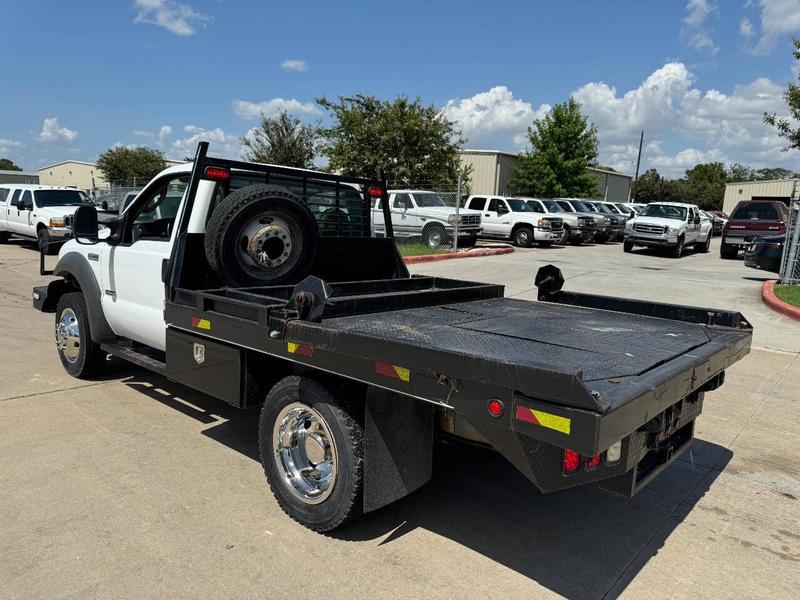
[
  {"xmin": 32, "ymin": 143, "xmax": 752, "ymax": 532},
  {"xmin": 721, "ymin": 200, "xmax": 788, "ymax": 259}
]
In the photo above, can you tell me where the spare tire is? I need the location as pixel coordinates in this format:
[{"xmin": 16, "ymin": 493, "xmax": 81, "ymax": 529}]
[{"xmin": 205, "ymin": 184, "xmax": 319, "ymax": 287}]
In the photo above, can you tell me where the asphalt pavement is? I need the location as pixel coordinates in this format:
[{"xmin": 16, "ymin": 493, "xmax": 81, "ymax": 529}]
[{"xmin": 1, "ymin": 236, "xmax": 798, "ymax": 600}]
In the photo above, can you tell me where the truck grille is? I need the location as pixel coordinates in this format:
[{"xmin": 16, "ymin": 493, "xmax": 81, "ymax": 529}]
[
  {"xmin": 542, "ymin": 218, "xmax": 563, "ymax": 231},
  {"xmin": 461, "ymin": 214, "xmax": 481, "ymax": 226},
  {"xmin": 634, "ymin": 223, "xmax": 667, "ymax": 234},
  {"xmin": 578, "ymin": 216, "xmax": 595, "ymax": 229}
]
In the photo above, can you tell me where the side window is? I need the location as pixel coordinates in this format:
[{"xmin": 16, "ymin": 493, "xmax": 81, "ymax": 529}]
[
  {"xmin": 528, "ymin": 201, "xmax": 544, "ymax": 213},
  {"xmin": 0, "ymin": 188, "xmax": 9, "ymax": 204},
  {"xmin": 20, "ymin": 190, "xmax": 32, "ymax": 209},
  {"xmin": 128, "ymin": 175, "xmax": 189, "ymax": 242},
  {"xmin": 392, "ymin": 193, "xmax": 413, "ymax": 209},
  {"xmin": 488, "ymin": 198, "xmax": 505, "ymax": 212},
  {"xmin": 9, "ymin": 189, "xmax": 21, "ymax": 208},
  {"xmin": 469, "ymin": 197, "xmax": 486, "ymax": 211}
]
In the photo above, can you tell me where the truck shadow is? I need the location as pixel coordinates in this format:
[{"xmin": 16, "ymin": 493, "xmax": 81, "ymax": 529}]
[{"xmin": 117, "ymin": 365, "xmax": 731, "ymax": 600}]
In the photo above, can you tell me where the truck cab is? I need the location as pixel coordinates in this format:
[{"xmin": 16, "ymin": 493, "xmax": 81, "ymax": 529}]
[
  {"xmin": 463, "ymin": 195, "xmax": 563, "ymax": 247},
  {"xmin": 0, "ymin": 184, "xmax": 94, "ymax": 253},
  {"xmin": 624, "ymin": 202, "xmax": 712, "ymax": 257},
  {"xmin": 371, "ymin": 189, "xmax": 482, "ymax": 248}
]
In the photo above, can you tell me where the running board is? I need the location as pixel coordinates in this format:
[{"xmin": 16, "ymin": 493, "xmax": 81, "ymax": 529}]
[{"xmin": 102, "ymin": 341, "xmax": 167, "ymax": 374}]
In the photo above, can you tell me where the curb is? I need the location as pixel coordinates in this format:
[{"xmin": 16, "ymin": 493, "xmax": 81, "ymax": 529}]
[
  {"xmin": 761, "ymin": 280, "xmax": 800, "ymax": 322},
  {"xmin": 403, "ymin": 246, "xmax": 514, "ymax": 265}
]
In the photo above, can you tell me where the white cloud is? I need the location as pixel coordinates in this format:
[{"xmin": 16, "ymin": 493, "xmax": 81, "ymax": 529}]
[
  {"xmin": 172, "ymin": 125, "xmax": 242, "ymax": 159},
  {"xmin": 281, "ymin": 59, "xmax": 309, "ymax": 72},
  {"xmin": 443, "ymin": 86, "xmax": 550, "ymax": 149},
  {"xmin": 650, "ymin": 147, "xmax": 729, "ymax": 170},
  {"xmin": 681, "ymin": 0, "xmax": 719, "ymax": 54},
  {"xmin": 0, "ymin": 138, "xmax": 22, "ymax": 148},
  {"xmin": 739, "ymin": 17, "xmax": 754, "ymax": 40},
  {"xmin": 746, "ymin": 0, "xmax": 800, "ymax": 55},
  {"xmin": 133, "ymin": 124, "xmax": 173, "ymax": 146},
  {"xmin": 231, "ymin": 98, "xmax": 321, "ymax": 119},
  {"xmin": 37, "ymin": 117, "xmax": 78, "ymax": 143},
  {"xmin": 133, "ymin": 0, "xmax": 211, "ymax": 37}
]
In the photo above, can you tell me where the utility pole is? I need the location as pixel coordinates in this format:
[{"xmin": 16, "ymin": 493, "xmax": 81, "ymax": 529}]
[{"xmin": 632, "ymin": 130, "xmax": 644, "ymax": 201}]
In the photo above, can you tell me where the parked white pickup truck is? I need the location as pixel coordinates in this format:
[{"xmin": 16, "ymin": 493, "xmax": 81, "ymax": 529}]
[
  {"xmin": 0, "ymin": 184, "xmax": 95, "ymax": 254},
  {"xmin": 624, "ymin": 202, "xmax": 712, "ymax": 258},
  {"xmin": 463, "ymin": 195, "xmax": 563, "ymax": 247},
  {"xmin": 371, "ymin": 190, "xmax": 482, "ymax": 248}
]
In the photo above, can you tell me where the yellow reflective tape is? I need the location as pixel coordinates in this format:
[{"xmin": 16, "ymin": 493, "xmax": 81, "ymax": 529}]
[
  {"xmin": 287, "ymin": 342, "xmax": 298, "ymax": 353},
  {"xmin": 531, "ymin": 409, "xmax": 571, "ymax": 435},
  {"xmin": 393, "ymin": 365, "xmax": 411, "ymax": 382},
  {"xmin": 195, "ymin": 319, "xmax": 211, "ymax": 330}
]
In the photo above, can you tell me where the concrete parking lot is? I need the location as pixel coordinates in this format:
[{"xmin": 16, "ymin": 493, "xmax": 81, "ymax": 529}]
[{"xmin": 2, "ymin": 236, "xmax": 799, "ymax": 600}]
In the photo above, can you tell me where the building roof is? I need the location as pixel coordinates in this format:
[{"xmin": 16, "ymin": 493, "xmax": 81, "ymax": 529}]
[
  {"xmin": 38, "ymin": 160, "xmax": 99, "ymax": 171},
  {"xmin": 725, "ymin": 178, "xmax": 798, "ymax": 186},
  {"xmin": 0, "ymin": 170, "xmax": 39, "ymax": 177},
  {"xmin": 587, "ymin": 166, "xmax": 633, "ymax": 179},
  {"xmin": 458, "ymin": 148, "xmax": 521, "ymax": 158}
]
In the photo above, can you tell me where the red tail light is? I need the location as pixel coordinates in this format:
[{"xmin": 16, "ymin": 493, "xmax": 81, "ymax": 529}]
[
  {"xmin": 367, "ymin": 186, "xmax": 385, "ymax": 198},
  {"xmin": 586, "ymin": 454, "xmax": 601, "ymax": 469},
  {"xmin": 204, "ymin": 167, "xmax": 230, "ymax": 181},
  {"xmin": 779, "ymin": 223, "xmax": 786, "ymax": 235},
  {"xmin": 563, "ymin": 449, "xmax": 580, "ymax": 474},
  {"xmin": 487, "ymin": 399, "xmax": 504, "ymax": 418}
]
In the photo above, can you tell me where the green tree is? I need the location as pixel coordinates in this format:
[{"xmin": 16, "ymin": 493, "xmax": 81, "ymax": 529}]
[
  {"xmin": 0, "ymin": 158, "xmax": 22, "ymax": 171},
  {"xmin": 634, "ymin": 168, "xmax": 664, "ymax": 203},
  {"xmin": 764, "ymin": 37, "xmax": 800, "ymax": 151},
  {"xmin": 753, "ymin": 167, "xmax": 795, "ymax": 180},
  {"xmin": 726, "ymin": 163, "xmax": 754, "ymax": 182},
  {"xmin": 509, "ymin": 98, "xmax": 599, "ymax": 197},
  {"xmin": 96, "ymin": 146, "xmax": 166, "ymax": 186},
  {"xmin": 316, "ymin": 94, "xmax": 469, "ymax": 187},
  {"xmin": 241, "ymin": 110, "xmax": 318, "ymax": 168},
  {"xmin": 684, "ymin": 162, "xmax": 727, "ymax": 210}
]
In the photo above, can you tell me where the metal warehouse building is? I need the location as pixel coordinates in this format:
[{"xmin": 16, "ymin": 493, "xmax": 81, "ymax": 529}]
[
  {"xmin": 457, "ymin": 149, "xmax": 633, "ymax": 202},
  {"xmin": 723, "ymin": 179, "xmax": 797, "ymax": 214},
  {"xmin": 0, "ymin": 170, "xmax": 39, "ymax": 184},
  {"xmin": 39, "ymin": 161, "xmax": 108, "ymax": 193}
]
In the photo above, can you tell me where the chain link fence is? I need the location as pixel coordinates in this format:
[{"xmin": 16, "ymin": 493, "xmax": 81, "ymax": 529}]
[
  {"xmin": 92, "ymin": 184, "xmax": 144, "ymax": 212},
  {"xmin": 779, "ymin": 194, "xmax": 800, "ymax": 285},
  {"xmin": 381, "ymin": 179, "xmax": 480, "ymax": 254}
]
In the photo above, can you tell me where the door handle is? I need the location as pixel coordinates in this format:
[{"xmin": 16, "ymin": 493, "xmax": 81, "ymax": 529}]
[{"xmin": 485, "ymin": 213, "xmax": 491, "ymax": 217}]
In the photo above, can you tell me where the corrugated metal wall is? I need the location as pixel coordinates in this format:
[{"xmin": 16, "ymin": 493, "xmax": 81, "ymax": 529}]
[{"xmin": 723, "ymin": 180, "xmax": 796, "ymax": 214}]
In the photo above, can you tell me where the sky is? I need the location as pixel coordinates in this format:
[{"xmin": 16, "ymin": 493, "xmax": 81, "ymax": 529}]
[{"xmin": 2, "ymin": 0, "xmax": 800, "ymax": 178}]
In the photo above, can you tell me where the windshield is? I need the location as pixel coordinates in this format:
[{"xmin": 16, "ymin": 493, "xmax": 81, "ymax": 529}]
[
  {"xmin": 638, "ymin": 204, "xmax": 688, "ymax": 220},
  {"xmin": 34, "ymin": 190, "xmax": 93, "ymax": 207},
  {"xmin": 543, "ymin": 200, "xmax": 563, "ymax": 212},
  {"xmin": 616, "ymin": 204, "xmax": 635, "ymax": 216},
  {"xmin": 594, "ymin": 203, "xmax": 614, "ymax": 214},
  {"xmin": 507, "ymin": 199, "xmax": 533, "ymax": 212},
  {"xmin": 566, "ymin": 200, "xmax": 593, "ymax": 213},
  {"xmin": 413, "ymin": 193, "xmax": 447, "ymax": 208}
]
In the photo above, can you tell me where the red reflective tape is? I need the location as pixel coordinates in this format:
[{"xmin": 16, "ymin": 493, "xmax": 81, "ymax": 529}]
[
  {"xmin": 375, "ymin": 361, "xmax": 399, "ymax": 379},
  {"xmin": 515, "ymin": 405, "xmax": 540, "ymax": 425},
  {"xmin": 287, "ymin": 342, "xmax": 314, "ymax": 357}
]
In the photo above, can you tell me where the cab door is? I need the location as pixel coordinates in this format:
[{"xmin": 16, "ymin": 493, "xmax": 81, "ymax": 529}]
[
  {"xmin": 686, "ymin": 207, "xmax": 700, "ymax": 242},
  {"xmin": 390, "ymin": 193, "xmax": 415, "ymax": 237},
  {"xmin": 8, "ymin": 190, "xmax": 33, "ymax": 235},
  {"xmin": 482, "ymin": 198, "xmax": 511, "ymax": 236},
  {"xmin": 101, "ymin": 174, "xmax": 189, "ymax": 351}
]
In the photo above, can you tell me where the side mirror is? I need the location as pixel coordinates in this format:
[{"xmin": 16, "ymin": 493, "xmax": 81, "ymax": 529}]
[
  {"xmin": 694, "ymin": 216, "xmax": 701, "ymax": 224},
  {"xmin": 21, "ymin": 199, "xmax": 32, "ymax": 211},
  {"xmin": 73, "ymin": 206, "xmax": 99, "ymax": 244}
]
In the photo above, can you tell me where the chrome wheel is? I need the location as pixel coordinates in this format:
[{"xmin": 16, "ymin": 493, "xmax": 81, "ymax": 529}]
[
  {"xmin": 425, "ymin": 227, "xmax": 444, "ymax": 248},
  {"xmin": 55, "ymin": 308, "xmax": 80, "ymax": 363},
  {"xmin": 237, "ymin": 212, "xmax": 301, "ymax": 275},
  {"xmin": 515, "ymin": 229, "xmax": 531, "ymax": 246},
  {"xmin": 273, "ymin": 403, "xmax": 338, "ymax": 505}
]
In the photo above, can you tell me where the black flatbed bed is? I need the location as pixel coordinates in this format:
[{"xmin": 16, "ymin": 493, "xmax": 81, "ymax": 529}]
[{"xmin": 166, "ymin": 273, "xmax": 752, "ymax": 462}]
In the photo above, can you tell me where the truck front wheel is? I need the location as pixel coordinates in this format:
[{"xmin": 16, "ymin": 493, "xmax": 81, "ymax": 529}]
[
  {"xmin": 259, "ymin": 376, "xmax": 364, "ymax": 532},
  {"xmin": 671, "ymin": 235, "xmax": 685, "ymax": 258},
  {"xmin": 422, "ymin": 224, "xmax": 447, "ymax": 248},
  {"xmin": 55, "ymin": 292, "xmax": 105, "ymax": 378},
  {"xmin": 38, "ymin": 228, "xmax": 59, "ymax": 255},
  {"xmin": 512, "ymin": 226, "xmax": 534, "ymax": 247}
]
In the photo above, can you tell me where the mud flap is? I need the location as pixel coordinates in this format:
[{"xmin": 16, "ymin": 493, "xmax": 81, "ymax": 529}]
[{"xmin": 363, "ymin": 388, "xmax": 434, "ymax": 513}]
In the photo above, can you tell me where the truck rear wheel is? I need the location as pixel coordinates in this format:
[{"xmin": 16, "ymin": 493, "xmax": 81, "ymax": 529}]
[
  {"xmin": 205, "ymin": 185, "xmax": 319, "ymax": 287},
  {"xmin": 695, "ymin": 233, "xmax": 711, "ymax": 253},
  {"xmin": 0, "ymin": 231, "xmax": 9, "ymax": 244},
  {"xmin": 55, "ymin": 292, "xmax": 105, "ymax": 378},
  {"xmin": 720, "ymin": 242, "xmax": 737, "ymax": 259},
  {"xmin": 259, "ymin": 376, "xmax": 363, "ymax": 532}
]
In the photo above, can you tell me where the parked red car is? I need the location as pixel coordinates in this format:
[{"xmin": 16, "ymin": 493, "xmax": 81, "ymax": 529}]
[{"xmin": 720, "ymin": 200, "xmax": 788, "ymax": 259}]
